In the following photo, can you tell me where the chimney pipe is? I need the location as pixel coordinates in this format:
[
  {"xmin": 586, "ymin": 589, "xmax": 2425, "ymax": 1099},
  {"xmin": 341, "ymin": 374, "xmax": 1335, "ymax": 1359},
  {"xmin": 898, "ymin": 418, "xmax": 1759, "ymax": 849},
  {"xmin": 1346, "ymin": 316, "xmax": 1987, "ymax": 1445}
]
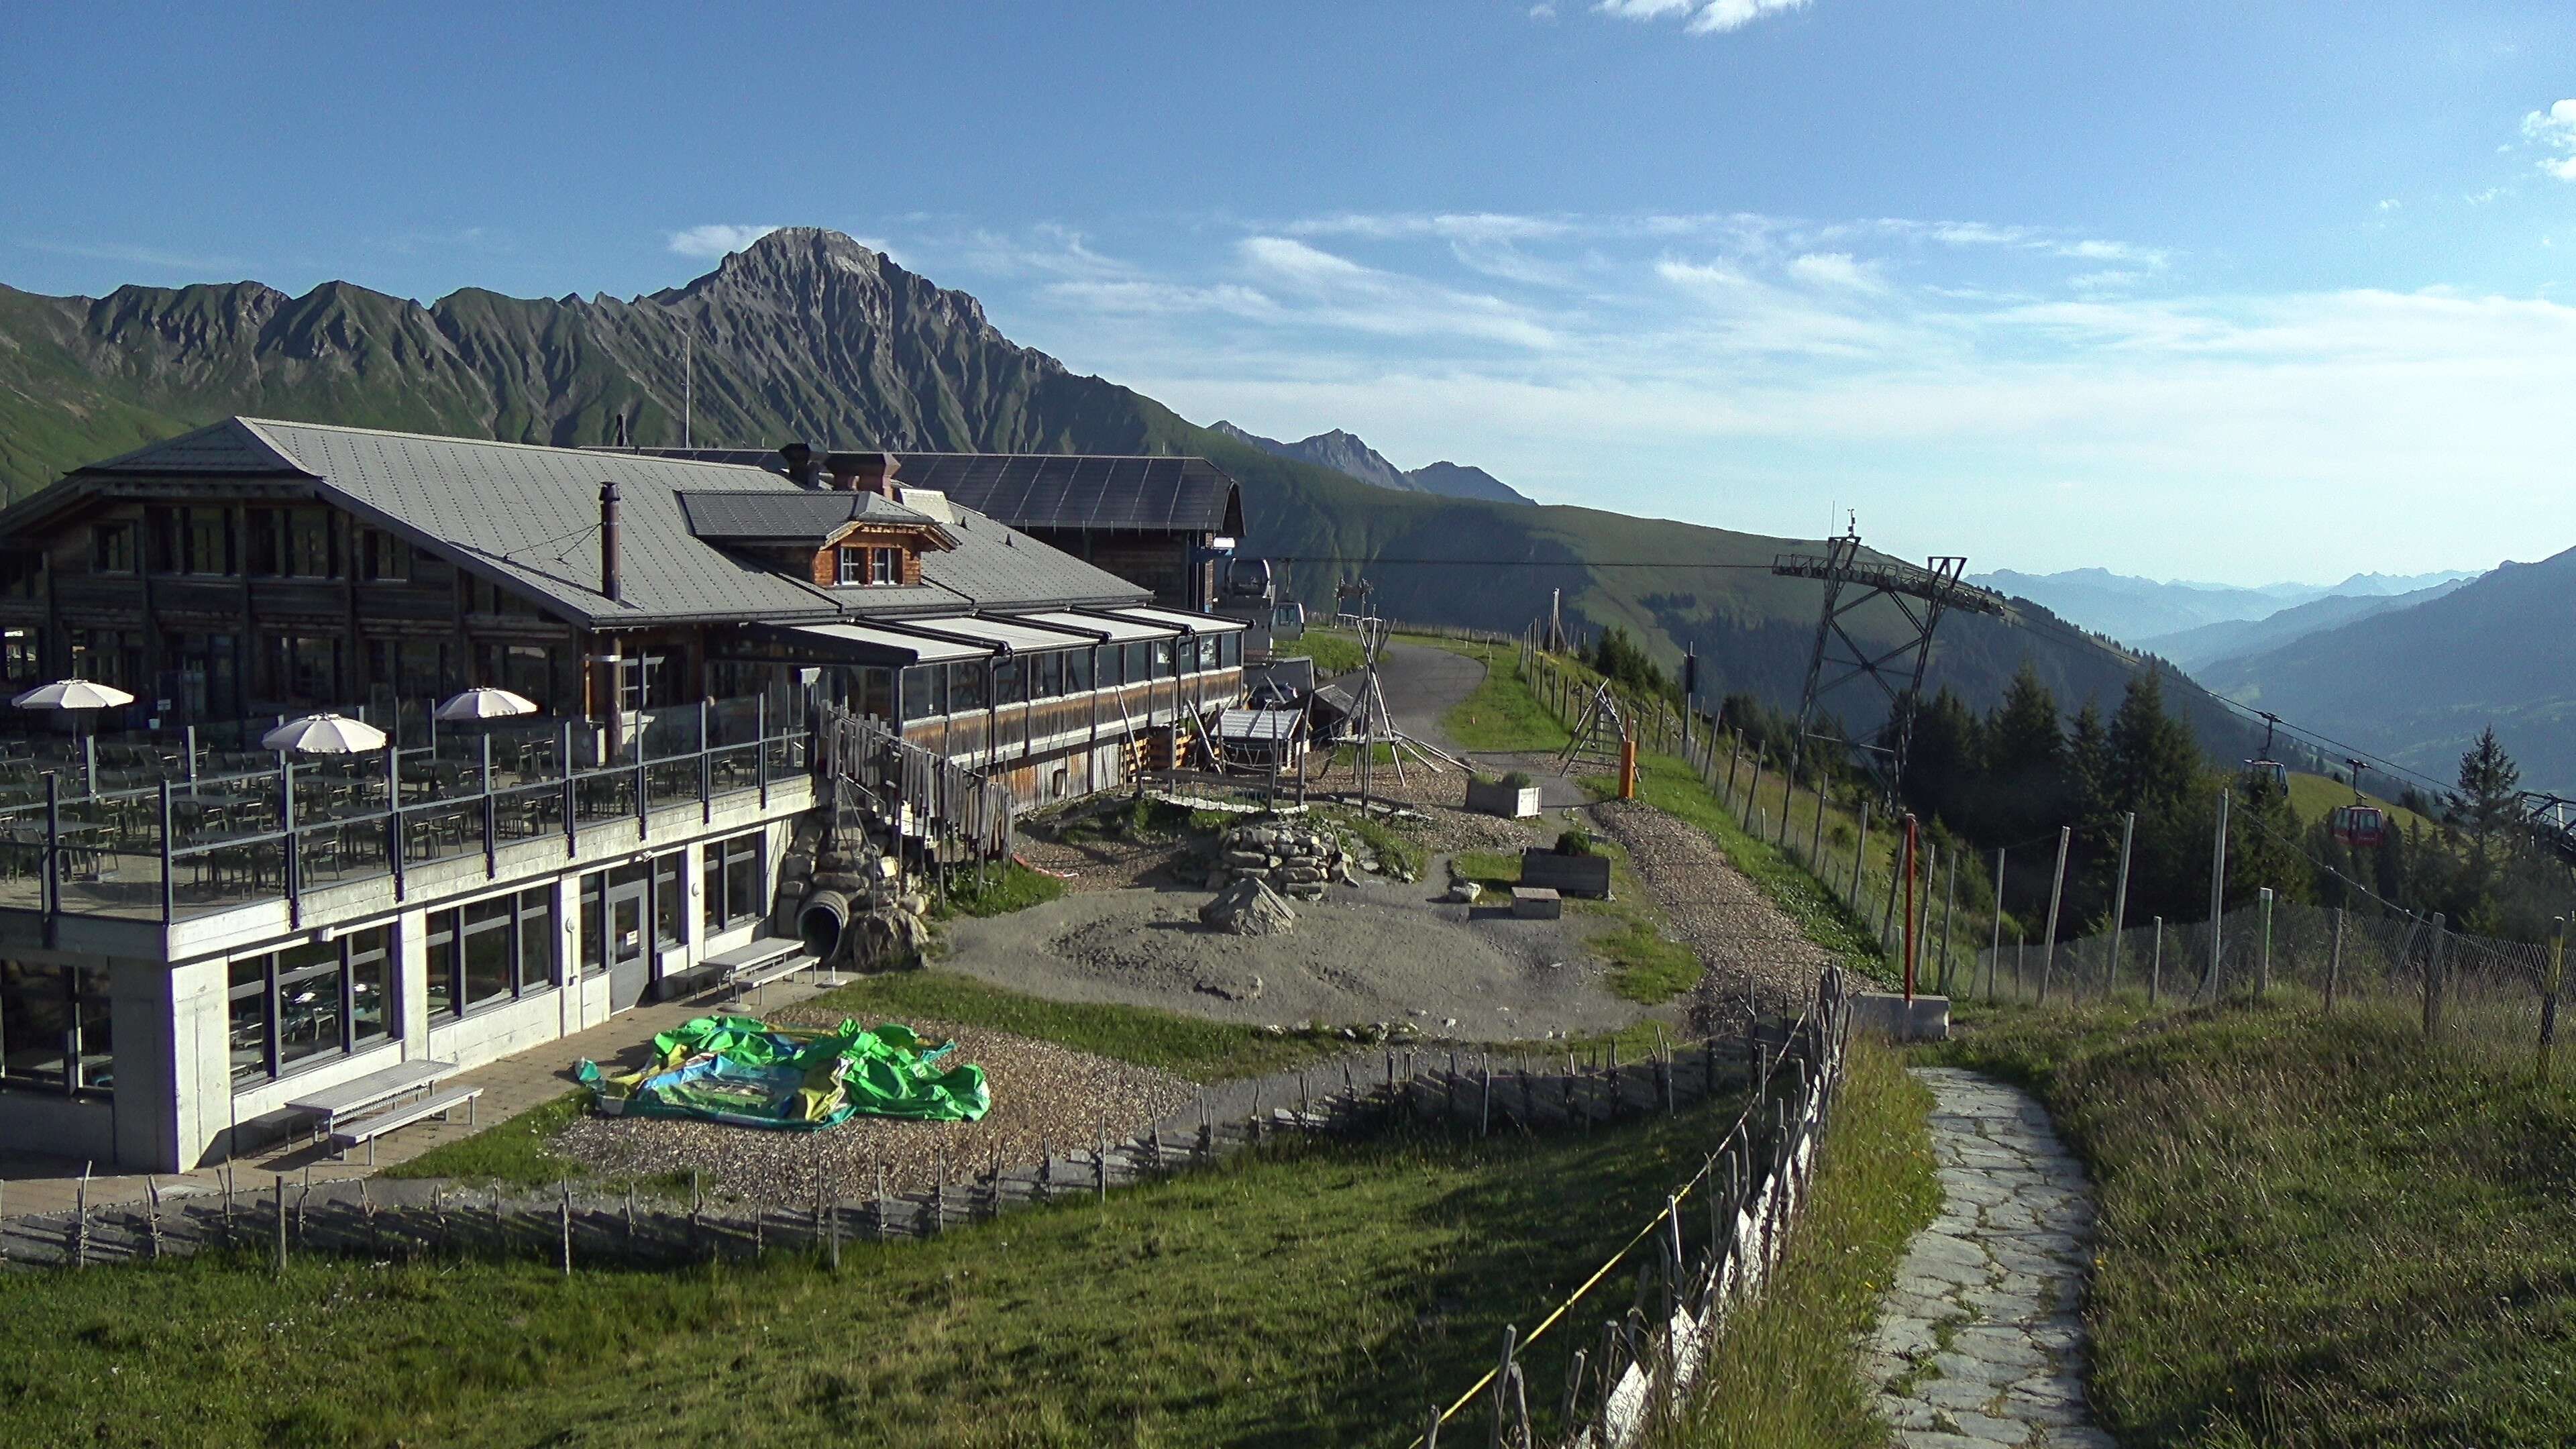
[
  {"xmin": 825, "ymin": 449, "xmax": 900, "ymax": 497},
  {"xmin": 779, "ymin": 442, "xmax": 820, "ymax": 489},
  {"xmin": 598, "ymin": 480, "xmax": 622, "ymax": 603}
]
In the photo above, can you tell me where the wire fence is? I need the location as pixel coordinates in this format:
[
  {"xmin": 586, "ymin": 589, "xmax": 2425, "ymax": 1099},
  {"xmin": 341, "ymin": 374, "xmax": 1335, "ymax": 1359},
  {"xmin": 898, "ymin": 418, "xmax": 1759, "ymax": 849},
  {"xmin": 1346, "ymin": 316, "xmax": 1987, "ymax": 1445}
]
[
  {"xmin": 1409, "ymin": 967, "xmax": 1855, "ymax": 1449},
  {"xmin": 1955, "ymin": 894, "xmax": 2571, "ymax": 1063}
]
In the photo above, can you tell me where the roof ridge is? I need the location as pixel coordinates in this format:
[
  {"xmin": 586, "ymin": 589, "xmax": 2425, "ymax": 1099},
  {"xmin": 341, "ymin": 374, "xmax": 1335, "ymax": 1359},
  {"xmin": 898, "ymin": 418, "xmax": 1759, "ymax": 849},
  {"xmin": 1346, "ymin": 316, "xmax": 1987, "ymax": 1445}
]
[{"xmin": 244, "ymin": 418, "xmax": 777, "ymax": 474}]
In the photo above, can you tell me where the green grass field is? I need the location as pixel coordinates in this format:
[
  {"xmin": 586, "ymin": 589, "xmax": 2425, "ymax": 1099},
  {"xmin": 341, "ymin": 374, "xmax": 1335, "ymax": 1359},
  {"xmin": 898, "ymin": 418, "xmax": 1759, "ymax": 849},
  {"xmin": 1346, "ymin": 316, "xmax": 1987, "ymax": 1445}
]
[
  {"xmin": 1, "ymin": 1104, "xmax": 1746, "ymax": 1449},
  {"xmin": 1924, "ymin": 1000, "xmax": 2576, "ymax": 1447},
  {"xmin": 1661, "ymin": 1034, "xmax": 1940, "ymax": 1449},
  {"xmin": 1273, "ymin": 627, "xmax": 1366, "ymax": 676},
  {"xmin": 1428, "ymin": 640, "xmax": 1574, "ymax": 754},
  {"xmin": 2284, "ymin": 769, "xmax": 2434, "ymax": 836}
]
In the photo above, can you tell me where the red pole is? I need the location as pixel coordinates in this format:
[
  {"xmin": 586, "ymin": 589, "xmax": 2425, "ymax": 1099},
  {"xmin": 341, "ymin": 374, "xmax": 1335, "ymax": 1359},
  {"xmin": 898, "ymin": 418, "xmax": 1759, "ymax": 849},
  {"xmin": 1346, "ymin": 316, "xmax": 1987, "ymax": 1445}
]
[{"xmin": 1902, "ymin": 813, "xmax": 1920, "ymax": 1002}]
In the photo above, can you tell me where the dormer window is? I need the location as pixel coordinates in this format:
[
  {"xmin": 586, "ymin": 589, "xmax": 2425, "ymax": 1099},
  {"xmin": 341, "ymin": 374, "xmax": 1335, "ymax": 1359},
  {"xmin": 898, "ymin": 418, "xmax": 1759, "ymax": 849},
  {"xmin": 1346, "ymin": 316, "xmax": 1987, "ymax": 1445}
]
[{"xmin": 839, "ymin": 545, "xmax": 900, "ymax": 587}]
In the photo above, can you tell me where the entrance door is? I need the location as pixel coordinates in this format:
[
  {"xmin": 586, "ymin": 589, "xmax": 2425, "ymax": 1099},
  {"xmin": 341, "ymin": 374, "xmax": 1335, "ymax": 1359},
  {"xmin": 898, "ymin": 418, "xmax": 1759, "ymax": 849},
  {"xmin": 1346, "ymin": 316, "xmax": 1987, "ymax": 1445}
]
[{"xmin": 606, "ymin": 876, "xmax": 651, "ymax": 1012}]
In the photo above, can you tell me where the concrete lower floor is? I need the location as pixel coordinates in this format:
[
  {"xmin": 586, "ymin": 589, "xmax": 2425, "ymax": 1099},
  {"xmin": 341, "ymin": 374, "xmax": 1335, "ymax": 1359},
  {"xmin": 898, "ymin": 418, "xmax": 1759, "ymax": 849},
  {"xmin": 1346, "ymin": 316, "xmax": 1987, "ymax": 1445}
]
[{"xmin": 1, "ymin": 788, "xmax": 816, "ymax": 1173}]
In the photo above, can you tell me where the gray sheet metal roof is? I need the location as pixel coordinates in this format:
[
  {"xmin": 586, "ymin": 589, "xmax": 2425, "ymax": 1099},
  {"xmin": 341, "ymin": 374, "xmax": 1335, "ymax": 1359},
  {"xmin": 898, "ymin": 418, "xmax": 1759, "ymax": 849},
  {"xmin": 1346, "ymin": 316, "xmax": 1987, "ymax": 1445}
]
[
  {"xmin": 1109, "ymin": 604, "xmax": 1249, "ymax": 634},
  {"xmin": 678, "ymin": 490, "xmax": 929, "ymax": 542},
  {"xmin": 593, "ymin": 446, "xmax": 1242, "ymax": 535},
  {"xmin": 776, "ymin": 622, "xmax": 991, "ymax": 664},
  {"xmin": 30, "ymin": 419, "xmax": 1150, "ymax": 630}
]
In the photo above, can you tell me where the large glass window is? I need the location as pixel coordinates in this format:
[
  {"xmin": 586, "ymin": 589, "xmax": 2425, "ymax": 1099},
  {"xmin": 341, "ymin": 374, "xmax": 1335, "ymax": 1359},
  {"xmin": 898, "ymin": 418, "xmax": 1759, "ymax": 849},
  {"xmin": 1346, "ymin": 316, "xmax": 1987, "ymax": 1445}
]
[
  {"xmin": 703, "ymin": 833, "xmax": 765, "ymax": 933},
  {"xmin": 855, "ymin": 666, "xmax": 896, "ymax": 722},
  {"xmin": 993, "ymin": 655, "xmax": 1024, "ymax": 706},
  {"xmin": 1067, "ymin": 647, "xmax": 1094, "ymax": 693},
  {"xmin": 227, "ymin": 924, "xmax": 396, "ymax": 1085},
  {"xmin": 1151, "ymin": 639, "xmax": 1174, "ymax": 678},
  {"xmin": 653, "ymin": 850, "xmax": 686, "ymax": 948},
  {"xmin": 274, "ymin": 941, "xmax": 343, "ymax": 1071},
  {"xmin": 1, "ymin": 960, "xmax": 107, "ymax": 1095},
  {"xmin": 229, "ymin": 957, "xmax": 269, "ymax": 1084},
  {"xmin": 359, "ymin": 529, "xmax": 410, "ymax": 582},
  {"xmin": 162, "ymin": 506, "xmax": 235, "ymax": 576},
  {"xmin": 950, "ymin": 659, "xmax": 989, "ymax": 713},
  {"xmin": 578, "ymin": 873, "xmax": 605, "ymax": 977},
  {"xmin": 427, "ymin": 890, "xmax": 556, "ymax": 1019},
  {"xmin": 900, "ymin": 664, "xmax": 949, "ymax": 720},
  {"xmin": 517, "ymin": 888, "xmax": 555, "ymax": 994},
  {"xmin": 1124, "ymin": 641, "xmax": 1150, "ymax": 683},
  {"xmin": 462, "ymin": 898, "xmax": 513, "ymax": 1009}
]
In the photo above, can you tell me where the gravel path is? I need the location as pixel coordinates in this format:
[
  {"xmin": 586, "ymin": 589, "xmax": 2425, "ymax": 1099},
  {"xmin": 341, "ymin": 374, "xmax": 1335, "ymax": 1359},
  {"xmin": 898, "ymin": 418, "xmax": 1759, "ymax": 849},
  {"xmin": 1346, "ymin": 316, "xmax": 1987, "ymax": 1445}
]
[
  {"xmin": 1587, "ymin": 797, "xmax": 1841, "ymax": 1031},
  {"xmin": 551, "ymin": 1019, "xmax": 1197, "ymax": 1208},
  {"xmin": 1868, "ymin": 1068, "xmax": 2112, "ymax": 1449}
]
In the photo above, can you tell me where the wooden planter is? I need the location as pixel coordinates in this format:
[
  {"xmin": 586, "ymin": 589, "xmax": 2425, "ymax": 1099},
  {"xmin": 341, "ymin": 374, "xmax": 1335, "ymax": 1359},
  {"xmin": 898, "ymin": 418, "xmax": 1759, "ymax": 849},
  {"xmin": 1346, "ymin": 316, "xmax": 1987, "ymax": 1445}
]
[
  {"xmin": 1464, "ymin": 778, "xmax": 1543, "ymax": 820},
  {"xmin": 1519, "ymin": 849, "xmax": 1611, "ymax": 899}
]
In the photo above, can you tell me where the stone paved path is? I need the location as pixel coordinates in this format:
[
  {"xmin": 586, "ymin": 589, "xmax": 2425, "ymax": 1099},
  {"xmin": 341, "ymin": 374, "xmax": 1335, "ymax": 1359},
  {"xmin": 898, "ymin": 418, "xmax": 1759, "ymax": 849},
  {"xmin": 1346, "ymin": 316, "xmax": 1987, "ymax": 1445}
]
[{"xmin": 1866, "ymin": 1067, "xmax": 2115, "ymax": 1449}]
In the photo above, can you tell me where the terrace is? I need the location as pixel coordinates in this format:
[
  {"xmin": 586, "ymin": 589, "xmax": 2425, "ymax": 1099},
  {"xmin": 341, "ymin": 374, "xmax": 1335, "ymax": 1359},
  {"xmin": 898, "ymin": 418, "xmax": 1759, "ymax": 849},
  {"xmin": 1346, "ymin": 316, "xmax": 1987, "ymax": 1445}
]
[{"xmin": 0, "ymin": 694, "xmax": 810, "ymax": 926}]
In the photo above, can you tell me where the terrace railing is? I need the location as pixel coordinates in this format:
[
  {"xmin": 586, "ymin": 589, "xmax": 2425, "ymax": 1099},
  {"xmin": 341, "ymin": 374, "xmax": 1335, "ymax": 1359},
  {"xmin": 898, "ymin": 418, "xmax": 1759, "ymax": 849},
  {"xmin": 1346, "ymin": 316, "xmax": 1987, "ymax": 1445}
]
[{"xmin": 0, "ymin": 696, "xmax": 810, "ymax": 926}]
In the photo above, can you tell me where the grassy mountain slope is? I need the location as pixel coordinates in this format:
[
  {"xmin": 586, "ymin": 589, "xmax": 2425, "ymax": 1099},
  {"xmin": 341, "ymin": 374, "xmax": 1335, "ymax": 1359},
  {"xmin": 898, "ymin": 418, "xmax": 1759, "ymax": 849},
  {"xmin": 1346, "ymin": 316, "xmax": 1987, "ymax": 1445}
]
[
  {"xmin": 2202, "ymin": 545, "xmax": 2576, "ymax": 788},
  {"xmin": 0, "ymin": 227, "xmax": 2241, "ymax": 754},
  {"xmin": 2139, "ymin": 577, "xmax": 2469, "ymax": 672}
]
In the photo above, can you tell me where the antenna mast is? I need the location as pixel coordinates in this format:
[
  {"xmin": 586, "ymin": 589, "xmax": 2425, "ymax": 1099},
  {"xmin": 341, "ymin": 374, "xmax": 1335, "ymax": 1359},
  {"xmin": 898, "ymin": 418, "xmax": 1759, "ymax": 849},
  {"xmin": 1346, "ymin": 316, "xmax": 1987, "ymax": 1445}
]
[{"xmin": 682, "ymin": 331, "xmax": 693, "ymax": 449}]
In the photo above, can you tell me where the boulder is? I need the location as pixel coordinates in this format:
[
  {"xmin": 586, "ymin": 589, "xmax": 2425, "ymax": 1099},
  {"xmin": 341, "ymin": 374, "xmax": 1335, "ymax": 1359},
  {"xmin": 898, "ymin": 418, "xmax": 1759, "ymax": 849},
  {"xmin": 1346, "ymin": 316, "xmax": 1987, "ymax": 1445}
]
[{"xmin": 1200, "ymin": 877, "xmax": 1299, "ymax": 936}]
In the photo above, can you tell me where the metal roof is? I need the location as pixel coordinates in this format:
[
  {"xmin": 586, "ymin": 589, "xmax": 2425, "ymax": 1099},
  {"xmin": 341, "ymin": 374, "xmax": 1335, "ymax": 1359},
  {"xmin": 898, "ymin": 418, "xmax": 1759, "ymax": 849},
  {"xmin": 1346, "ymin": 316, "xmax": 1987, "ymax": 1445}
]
[
  {"xmin": 1216, "ymin": 708, "xmax": 1304, "ymax": 743},
  {"xmin": 777, "ymin": 622, "xmax": 991, "ymax": 665},
  {"xmin": 877, "ymin": 616, "xmax": 1095, "ymax": 653},
  {"xmin": 678, "ymin": 490, "xmax": 930, "ymax": 542},
  {"xmin": 22, "ymin": 419, "xmax": 1151, "ymax": 630},
  {"xmin": 1012, "ymin": 610, "xmax": 1175, "ymax": 643},
  {"xmin": 592, "ymin": 446, "xmax": 1242, "ymax": 535},
  {"xmin": 1108, "ymin": 605, "xmax": 1249, "ymax": 634}
]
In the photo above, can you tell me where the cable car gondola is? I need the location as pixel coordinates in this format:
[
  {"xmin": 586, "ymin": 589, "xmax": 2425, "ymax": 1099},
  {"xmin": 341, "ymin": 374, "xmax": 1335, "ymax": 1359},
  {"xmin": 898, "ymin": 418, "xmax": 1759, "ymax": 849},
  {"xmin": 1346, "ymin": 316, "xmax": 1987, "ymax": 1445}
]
[
  {"xmin": 2328, "ymin": 757, "xmax": 2387, "ymax": 849},
  {"xmin": 2243, "ymin": 712, "xmax": 2289, "ymax": 794}
]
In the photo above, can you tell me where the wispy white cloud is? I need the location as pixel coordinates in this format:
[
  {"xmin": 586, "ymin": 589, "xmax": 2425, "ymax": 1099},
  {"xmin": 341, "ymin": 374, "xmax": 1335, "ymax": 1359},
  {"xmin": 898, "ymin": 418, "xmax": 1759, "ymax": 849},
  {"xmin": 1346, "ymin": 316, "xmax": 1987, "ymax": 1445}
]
[
  {"xmin": 1593, "ymin": 0, "xmax": 1811, "ymax": 35},
  {"xmin": 20, "ymin": 239, "xmax": 246, "ymax": 272},
  {"xmin": 667, "ymin": 223, "xmax": 780, "ymax": 258},
  {"xmin": 1238, "ymin": 236, "xmax": 1560, "ymax": 348},
  {"xmin": 1787, "ymin": 251, "xmax": 1882, "ymax": 291},
  {"xmin": 1527, "ymin": 2, "xmax": 1558, "ymax": 19},
  {"xmin": 2524, "ymin": 99, "xmax": 2576, "ymax": 180}
]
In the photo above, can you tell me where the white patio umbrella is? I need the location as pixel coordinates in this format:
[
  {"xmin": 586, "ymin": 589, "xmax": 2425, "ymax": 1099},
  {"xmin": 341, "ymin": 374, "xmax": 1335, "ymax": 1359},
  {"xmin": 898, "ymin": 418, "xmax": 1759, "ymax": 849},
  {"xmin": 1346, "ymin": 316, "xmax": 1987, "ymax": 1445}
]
[
  {"xmin": 260, "ymin": 712, "xmax": 390, "ymax": 755},
  {"xmin": 431, "ymin": 686, "xmax": 539, "ymax": 722},
  {"xmin": 11, "ymin": 679, "xmax": 136, "ymax": 712}
]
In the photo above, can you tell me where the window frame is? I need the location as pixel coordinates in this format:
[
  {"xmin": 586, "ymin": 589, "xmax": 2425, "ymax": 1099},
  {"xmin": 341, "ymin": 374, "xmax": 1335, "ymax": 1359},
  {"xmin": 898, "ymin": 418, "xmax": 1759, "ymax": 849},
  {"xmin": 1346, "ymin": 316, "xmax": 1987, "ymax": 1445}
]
[
  {"xmin": 425, "ymin": 889, "xmax": 558, "ymax": 1024},
  {"xmin": 225, "ymin": 924, "xmax": 398, "ymax": 1088},
  {"xmin": 0, "ymin": 960, "xmax": 112, "ymax": 1099},
  {"xmin": 702, "ymin": 832, "xmax": 765, "ymax": 934}
]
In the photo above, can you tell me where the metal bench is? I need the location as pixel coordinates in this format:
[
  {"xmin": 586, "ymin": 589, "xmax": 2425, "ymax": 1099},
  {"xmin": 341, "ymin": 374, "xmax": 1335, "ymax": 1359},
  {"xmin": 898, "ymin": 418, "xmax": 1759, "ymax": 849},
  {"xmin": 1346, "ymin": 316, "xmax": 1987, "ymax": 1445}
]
[
  {"xmin": 327, "ymin": 1085, "xmax": 484, "ymax": 1165},
  {"xmin": 284, "ymin": 1057, "xmax": 457, "ymax": 1143},
  {"xmin": 705, "ymin": 938, "xmax": 818, "ymax": 1008}
]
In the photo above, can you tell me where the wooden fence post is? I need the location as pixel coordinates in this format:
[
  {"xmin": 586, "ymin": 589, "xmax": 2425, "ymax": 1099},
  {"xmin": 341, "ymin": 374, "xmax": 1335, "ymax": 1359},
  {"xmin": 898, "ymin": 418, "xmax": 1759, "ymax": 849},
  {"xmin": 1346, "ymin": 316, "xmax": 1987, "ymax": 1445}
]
[
  {"xmin": 2542, "ymin": 916, "xmax": 2566, "ymax": 1083},
  {"xmin": 2424, "ymin": 912, "xmax": 2449, "ymax": 1039},
  {"xmin": 2326, "ymin": 906, "xmax": 2344, "ymax": 1014}
]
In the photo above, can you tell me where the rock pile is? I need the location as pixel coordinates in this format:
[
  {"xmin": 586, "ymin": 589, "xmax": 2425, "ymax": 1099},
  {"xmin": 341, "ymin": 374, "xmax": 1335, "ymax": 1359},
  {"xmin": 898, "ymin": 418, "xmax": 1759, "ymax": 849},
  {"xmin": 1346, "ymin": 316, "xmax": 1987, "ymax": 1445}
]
[
  {"xmin": 1199, "ymin": 877, "xmax": 1298, "ymax": 936},
  {"xmin": 779, "ymin": 800, "xmax": 934, "ymax": 970},
  {"xmin": 1205, "ymin": 820, "xmax": 1381, "ymax": 900}
]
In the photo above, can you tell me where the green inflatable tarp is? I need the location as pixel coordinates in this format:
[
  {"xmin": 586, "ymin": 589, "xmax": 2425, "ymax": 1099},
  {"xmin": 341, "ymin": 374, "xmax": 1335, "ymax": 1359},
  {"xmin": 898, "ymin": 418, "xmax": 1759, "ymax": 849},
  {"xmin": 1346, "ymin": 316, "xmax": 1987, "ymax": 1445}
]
[{"xmin": 578, "ymin": 1015, "xmax": 989, "ymax": 1130}]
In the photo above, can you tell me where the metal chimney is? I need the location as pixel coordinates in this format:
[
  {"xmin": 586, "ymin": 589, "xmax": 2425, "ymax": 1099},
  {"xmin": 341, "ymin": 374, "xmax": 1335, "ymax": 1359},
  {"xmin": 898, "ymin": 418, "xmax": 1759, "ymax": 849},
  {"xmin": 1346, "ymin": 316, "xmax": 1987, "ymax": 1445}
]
[{"xmin": 598, "ymin": 480, "xmax": 623, "ymax": 603}]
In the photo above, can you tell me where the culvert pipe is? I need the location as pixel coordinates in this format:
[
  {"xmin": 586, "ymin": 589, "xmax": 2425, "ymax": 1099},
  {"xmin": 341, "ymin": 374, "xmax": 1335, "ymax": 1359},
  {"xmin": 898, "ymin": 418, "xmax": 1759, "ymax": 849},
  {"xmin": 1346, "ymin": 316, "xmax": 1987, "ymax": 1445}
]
[{"xmin": 799, "ymin": 888, "xmax": 855, "ymax": 961}]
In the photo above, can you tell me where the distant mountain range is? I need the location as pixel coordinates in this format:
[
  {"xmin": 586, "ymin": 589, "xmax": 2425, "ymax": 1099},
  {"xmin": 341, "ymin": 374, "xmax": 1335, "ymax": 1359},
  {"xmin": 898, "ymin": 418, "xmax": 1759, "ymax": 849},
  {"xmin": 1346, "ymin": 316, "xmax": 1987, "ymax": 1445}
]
[
  {"xmin": 0, "ymin": 225, "xmax": 2255, "ymax": 761},
  {"xmin": 2196, "ymin": 547, "xmax": 2576, "ymax": 789},
  {"xmin": 1208, "ymin": 421, "xmax": 1534, "ymax": 504},
  {"xmin": 1972, "ymin": 566, "xmax": 2480, "ymax": 644},
  {"xmin": 2135, "ymin": 578, "xmax": 2475, "ymax": 672}
]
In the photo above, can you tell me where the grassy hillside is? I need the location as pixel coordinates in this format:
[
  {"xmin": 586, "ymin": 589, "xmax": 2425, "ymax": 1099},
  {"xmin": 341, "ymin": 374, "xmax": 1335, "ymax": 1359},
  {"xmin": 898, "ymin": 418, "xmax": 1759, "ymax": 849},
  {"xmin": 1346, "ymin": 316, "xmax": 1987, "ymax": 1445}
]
[
  {"xmin": 2284, "ymin": 770, "xmax": 2434, "ymax": 836},
  {"xmin": 1930, "ymin": 1001, "xmax": 2576, "ymax": 1447}
]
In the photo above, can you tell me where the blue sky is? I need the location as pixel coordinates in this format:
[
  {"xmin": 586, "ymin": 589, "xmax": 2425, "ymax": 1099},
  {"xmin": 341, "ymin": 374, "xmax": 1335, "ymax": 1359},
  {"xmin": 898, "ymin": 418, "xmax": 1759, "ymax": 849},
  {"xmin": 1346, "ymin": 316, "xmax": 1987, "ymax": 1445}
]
[{"xmin": 7, "ymin": 1, "xmax": 2573, "ymax": 585}]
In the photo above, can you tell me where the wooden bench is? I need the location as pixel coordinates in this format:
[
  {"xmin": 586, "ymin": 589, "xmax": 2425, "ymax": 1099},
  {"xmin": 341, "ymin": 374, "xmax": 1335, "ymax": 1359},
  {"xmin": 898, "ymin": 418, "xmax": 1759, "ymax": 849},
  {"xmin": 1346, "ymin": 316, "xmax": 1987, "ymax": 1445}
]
[
  {"xmin": 327, "ymin": 1085, "xmax": 484, "ymax": 1165},
  {"xmin": 284, "ymin": 1057, "xmax": 457, "ymax": 1143}
]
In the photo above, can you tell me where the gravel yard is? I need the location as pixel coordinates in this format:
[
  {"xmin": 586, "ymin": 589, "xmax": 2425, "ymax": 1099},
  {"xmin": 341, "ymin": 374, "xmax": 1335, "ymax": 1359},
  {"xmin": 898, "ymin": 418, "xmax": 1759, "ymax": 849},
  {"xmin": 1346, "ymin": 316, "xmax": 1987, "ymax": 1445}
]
[
  {"xmin": 938, "ymin": 875, "xmax": 1645, "ymax": 1040},
  {"xmin": 1586, "ymin": 798, "xmax": 1841, "ymax": 1032},
  {"xmin": 551, "ymin": 1018, "xmax": 1197, "ymax": 1207}
]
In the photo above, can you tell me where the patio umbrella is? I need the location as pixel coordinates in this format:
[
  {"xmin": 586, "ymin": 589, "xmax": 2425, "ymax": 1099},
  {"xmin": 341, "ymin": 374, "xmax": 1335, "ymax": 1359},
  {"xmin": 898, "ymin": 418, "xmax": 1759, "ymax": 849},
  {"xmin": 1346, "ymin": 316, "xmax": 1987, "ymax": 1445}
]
[
  {"xmin": 261, "ymin": 712, "xmax": 390, "ymax": 755},
  {"xmin": 11, "ymin": 679, "xmax": 136, "ymax": 712},
  {"xmin": 432, "ymin": 686, "xmax": 539, "ymax": 721}
]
